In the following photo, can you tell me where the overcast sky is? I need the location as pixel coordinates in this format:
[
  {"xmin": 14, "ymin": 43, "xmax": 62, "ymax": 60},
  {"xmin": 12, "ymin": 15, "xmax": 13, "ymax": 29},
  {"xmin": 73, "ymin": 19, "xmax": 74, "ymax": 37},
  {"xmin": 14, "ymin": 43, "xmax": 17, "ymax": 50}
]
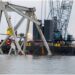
[{"xmin": 0, "ymin": 0, "xmax": 75, "ymax": 40}]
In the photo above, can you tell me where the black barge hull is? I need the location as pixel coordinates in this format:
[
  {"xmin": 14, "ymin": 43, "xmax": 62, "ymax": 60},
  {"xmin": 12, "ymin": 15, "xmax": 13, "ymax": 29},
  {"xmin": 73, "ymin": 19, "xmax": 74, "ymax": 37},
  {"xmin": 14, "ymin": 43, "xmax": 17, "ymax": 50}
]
[
  {"xmin": 50, "ymin": 46, "xmax": 75, "ymax": 55},
  {"xmin": 1, "ymin": 42, "xmax": 75, "ymax": 55}
]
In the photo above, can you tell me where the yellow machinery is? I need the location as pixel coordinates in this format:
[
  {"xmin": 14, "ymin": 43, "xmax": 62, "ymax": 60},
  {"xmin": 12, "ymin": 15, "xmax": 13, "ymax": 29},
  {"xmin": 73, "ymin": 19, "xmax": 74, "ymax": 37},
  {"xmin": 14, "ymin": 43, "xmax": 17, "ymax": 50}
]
[{"xmin": 6, "ymin": 27, "xmax": 13, "ymax": 36}]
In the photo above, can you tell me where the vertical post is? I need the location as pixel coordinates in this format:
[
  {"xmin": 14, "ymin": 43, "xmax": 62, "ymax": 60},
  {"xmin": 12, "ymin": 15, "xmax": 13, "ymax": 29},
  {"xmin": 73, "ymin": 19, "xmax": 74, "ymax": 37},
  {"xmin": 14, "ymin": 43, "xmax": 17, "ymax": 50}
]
[
  {"xmin": 0, "ymin": 10, "xmax": 2, "ymax": 23},
  {"xmin": 44, "ymin": 0, "xmax": 47, "ymax": 19},
  {"xmin": 23, "ymin": 12, "xmax": 31, "ymax": 53},
  {"xmin": 4, "ymin": 10, "xmax": 24, "ymax": 55},
  {"xmin": 23, "ymin": 19, "xmax": 30, "ymax": 53},
  {"xmin": 0, "ymin": 10, "xmax": 3, "ymax": 54}
]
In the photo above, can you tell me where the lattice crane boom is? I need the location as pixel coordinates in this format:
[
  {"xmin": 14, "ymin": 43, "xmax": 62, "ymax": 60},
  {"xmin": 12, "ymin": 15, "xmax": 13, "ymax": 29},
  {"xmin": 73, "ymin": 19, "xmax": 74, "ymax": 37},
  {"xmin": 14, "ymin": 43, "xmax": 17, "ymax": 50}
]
[
  {"xmin": 59, "ymin": 0, "xmax": 73, "ymax": 39},
  {"xmin": 48, "ymin": 0, "xmax": 73, "ymax": 40}
]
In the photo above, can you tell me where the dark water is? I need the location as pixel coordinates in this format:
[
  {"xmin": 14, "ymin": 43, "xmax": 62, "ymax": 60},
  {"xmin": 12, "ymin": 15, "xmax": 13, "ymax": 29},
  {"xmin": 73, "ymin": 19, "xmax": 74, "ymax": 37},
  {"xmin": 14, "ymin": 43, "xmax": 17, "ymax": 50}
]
[{"xmin": 0, "ymin": 55, "xmax": 75, "ymax": 74}]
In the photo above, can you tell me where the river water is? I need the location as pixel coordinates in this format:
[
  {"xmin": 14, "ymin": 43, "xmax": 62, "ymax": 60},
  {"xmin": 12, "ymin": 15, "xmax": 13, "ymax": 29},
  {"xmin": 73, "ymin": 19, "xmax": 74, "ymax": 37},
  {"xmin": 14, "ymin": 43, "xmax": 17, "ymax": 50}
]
[{"xmin": 0, "ymin": 55, "xmax": 75, "ymax": 74}]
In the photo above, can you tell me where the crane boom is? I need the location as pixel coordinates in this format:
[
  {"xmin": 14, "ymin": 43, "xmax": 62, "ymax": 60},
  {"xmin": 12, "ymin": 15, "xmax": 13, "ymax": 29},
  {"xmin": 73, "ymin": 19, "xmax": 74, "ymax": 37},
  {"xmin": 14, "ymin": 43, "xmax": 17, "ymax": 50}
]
[{"xmin": 48, "ymin": 0, "xmax": 73, "ymax": 40}]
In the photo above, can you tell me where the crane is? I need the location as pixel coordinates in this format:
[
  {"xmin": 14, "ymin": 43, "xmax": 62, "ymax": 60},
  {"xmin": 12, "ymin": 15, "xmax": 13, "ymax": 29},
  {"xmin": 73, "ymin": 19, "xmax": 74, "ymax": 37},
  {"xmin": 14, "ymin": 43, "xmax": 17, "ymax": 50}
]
[
  {"xmin": 59, "ymin": 0, "xmax": 73, "ymax": 40},
  {"xmin": 48, "ymin": 0, "xmax": 73, "ymax": 41}
]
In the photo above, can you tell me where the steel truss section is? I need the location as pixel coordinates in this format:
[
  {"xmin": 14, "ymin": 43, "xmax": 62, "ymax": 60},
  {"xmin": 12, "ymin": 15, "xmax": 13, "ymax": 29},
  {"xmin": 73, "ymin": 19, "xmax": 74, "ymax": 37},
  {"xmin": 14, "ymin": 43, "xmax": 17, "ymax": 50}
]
[{"xmin": 0, "ymin": 1, "xmax": 52, "ymax": 55}]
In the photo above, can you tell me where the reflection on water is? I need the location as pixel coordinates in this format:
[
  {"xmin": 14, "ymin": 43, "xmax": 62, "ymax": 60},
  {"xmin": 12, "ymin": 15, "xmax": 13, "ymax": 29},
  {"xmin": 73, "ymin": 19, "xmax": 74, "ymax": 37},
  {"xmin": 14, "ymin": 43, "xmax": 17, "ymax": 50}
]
[{"xmin": 0, "ymin": 55, "xmax": 75, "ymax": 74}]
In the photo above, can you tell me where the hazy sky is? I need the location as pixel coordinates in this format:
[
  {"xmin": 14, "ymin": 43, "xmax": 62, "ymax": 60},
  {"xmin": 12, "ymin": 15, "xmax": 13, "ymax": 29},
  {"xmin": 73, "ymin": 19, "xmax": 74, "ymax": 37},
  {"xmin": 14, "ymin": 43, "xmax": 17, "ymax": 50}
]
[{"xmin": 0, "ymin": 0, "xmax": 75, "ymax": 40}]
